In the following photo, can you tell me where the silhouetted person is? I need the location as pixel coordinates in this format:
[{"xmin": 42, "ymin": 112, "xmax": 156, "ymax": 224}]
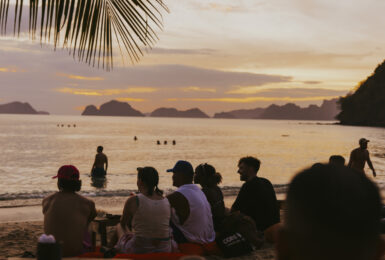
[
  {"xmin": 276, "ymin": 164, "xmax": 384, "ymax": 260},
  {"xmin": 329, "ymin": 155, "xmax": 345, "ymax": 166},
  {"xmin": 43, "ymin": 165, "xmax": 96, "ymax": 256},
  {"xmin": 73, "ymin": 124, "xmax": 76, "ymax": 127},
  {"xmin": 157, "ymin": 140, "xmax": 161, "ymax": 145},
  {"xmin": 91, "ymin": 146, "xmax": 108, "ymax": 177},
  {"xmin": 164, "ymin": 140, "xmax": 167, "ymax": 145},
  {"xmin": 348, "ymin": 138, "xmax": 376, "ymax": 177},
  {"xmin": 231, "ymin": 156, "xmax": 280, "ymax": 232},
  {"xmin": 194, "ymin": 163, "xmax": 225, "ymax": 232},
  {"xmin": 172, "ymin": 140, "xmax": 176, "ymax": 145},
  {"xmin": 61, "ymin": 124, "xmax": 64, "ymax": 127},
  {"xmin": 134, "ymin": 136, "xmax": 137, "ymax": 141},
  {"xmin": 166, "ymin": 160, "xmax": 215, "ymax": 244}
]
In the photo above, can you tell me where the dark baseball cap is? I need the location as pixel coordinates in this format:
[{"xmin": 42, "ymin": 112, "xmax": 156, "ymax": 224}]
[{"xmin": 167, "ymin": 160, "xmax": 194, "ymax": 174}]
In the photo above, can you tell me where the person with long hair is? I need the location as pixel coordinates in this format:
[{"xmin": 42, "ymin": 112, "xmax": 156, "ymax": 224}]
[
  {"xmin": 115, "ymin": 167, "xmax": 174, "ymax": 253},
  {"xmin": 194, "ymin": 163, "xmax": 225, "ymax": 232}
]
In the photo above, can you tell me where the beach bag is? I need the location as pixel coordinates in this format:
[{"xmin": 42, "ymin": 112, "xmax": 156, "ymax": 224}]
[{"xmin": 215, "ymin": 232, "xmax": 253, "ymax": 258}]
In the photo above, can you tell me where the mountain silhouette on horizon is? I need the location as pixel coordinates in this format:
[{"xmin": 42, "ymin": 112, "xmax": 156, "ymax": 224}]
[
  {"xmin": 214, "ymin": 99, "xmax": 339, "ymax": 120},
  {"xmin": 0, "ymin": 101, "xmax": 49, "ymax": 115},
  {"xmin": 82, "ymin": 100, "xmax": 144, "ymax": 117},
  {"xmin": 150, "ymin": 107, "xmax": 209, "ymax": 118}
]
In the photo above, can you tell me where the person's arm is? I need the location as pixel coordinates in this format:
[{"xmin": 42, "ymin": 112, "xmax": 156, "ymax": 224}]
[
  {"xmin": 120, "ymin": 196, "xmax": 137, "ymax": 231},
  {"xmin": 347, "ymin": 150, "xmax": 353, "ymax": 168},
  {"xmin": 167, "ymin": 192, "xmax": 189, "ymax": 225},
  {"xmin": 91, "ymin": 155, "xmax": 97, "ymax": 173},
  {"xmin": 88, "ymin": 201, "xmax": 97, "ymax": 223},
  {"xmin": 366, "ymin": 151, "xmax": 376, "ymax": 177},
  {"xmin": 105, "ymin": 155, "xmax": 108, "ymax": 174}
]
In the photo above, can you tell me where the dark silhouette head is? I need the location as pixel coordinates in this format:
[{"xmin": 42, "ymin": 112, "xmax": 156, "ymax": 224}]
[
  {"xmin": 237, "ymin": 156, "xmax": 261, "ymax": 182},
  {"xmin": 194, "ymin": 163, "xmax": 222, "ymax": 188},
  {"xmin": 137, "ymin": 167, "xmax": 162, "ymax": 196},
  {"xmin": 54, "ymin": 165, "xmax": 81, "ymax": 192},
  {"xmin": 359, "ymin": 138, "xmax": 369, "ymax": 149},
  {"xmin": 328, "ymin": 155, "xmax": 345, "ymax": 166},
  {"xmin": 167, "ymin": 160, "xmax": 194, "ymax": 187},
  {"xmin": 97, "ymin": 146, "xmax": 103, "ymax": 153},
  {"xmin": 277, "ymin": 164, "xmax": 382, "ymax": 260}
]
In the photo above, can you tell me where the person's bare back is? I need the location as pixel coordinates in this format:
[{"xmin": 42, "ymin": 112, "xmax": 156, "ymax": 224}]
[
  {"xmin": 94, "ymin": 152, "xmax": 107, "ymax": 168},
  {"xmin": 91, "ymin": 146, "xmax": 108, "ymax": 177},
  {"xmin": 348, "ymin": 138, "xmax": 376, "ymax": 177},
  {"xmin": 43, "ymin": 192, "xmax": 96, "ymax": 256}
]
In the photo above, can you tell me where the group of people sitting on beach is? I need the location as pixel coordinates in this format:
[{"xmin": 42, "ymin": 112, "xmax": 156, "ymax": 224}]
[{"xmin": 42, "ymin": 138, "xmax": 383, "ymax": 260}]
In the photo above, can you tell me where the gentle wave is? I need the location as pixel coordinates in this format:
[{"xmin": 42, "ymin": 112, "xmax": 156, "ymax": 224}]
[{"xmin": 0, "ymin": 184, "xmax": 289, "ymax": 201}]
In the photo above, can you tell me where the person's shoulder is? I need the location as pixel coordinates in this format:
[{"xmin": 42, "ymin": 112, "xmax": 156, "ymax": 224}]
[
  {"xmin": 43, "ymin": 192, "xmax": 58, "ymax": 204},
  {"xmin": 75, "ymin": 193, "xmax": 96, "ymax": 207}
]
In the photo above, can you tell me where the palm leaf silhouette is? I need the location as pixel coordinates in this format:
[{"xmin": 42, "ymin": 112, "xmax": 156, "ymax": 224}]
[{"xmin": 0, "ymin": 0, "xmax": 168, "ymax": 70}]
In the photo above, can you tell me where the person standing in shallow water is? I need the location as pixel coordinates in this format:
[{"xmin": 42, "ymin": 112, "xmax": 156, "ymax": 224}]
[
  {"xmin": 348, "ymin": 138, "xmax": 376, "ymax": 177},
  {"xmin": 91, "ymin": 146, "xmax": 108, "ymax": 177}
]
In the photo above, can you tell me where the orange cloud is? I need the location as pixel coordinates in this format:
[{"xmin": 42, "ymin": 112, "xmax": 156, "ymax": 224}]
[
  {"xmin": 116, "ymin": 97, "xmax": 146, "ymax": 102},
  {"xmin": 56, "ymin": 87, "xmax": 157, "ymax": 96},
  {"xmin": 0, "ymin": 67, "xmax": 18, "ymax": 72},
  {"xmin": 74, "ymin": 106, "xmax": 86, "ymax": 111},
  {"xmin": 167, "ymin": 96, "xmax": 339, "ymax": 103},
  {"xmin": 57, "ymin": 73, "xmax": 104, "ymax": 81},
  {"xmin": 181, "ymin": 87, "xmax": 216, "ymax": 93}
]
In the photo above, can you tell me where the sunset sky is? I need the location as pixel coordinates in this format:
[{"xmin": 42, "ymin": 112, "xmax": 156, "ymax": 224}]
[{"xmin": 1, "ymin": 0, "xmax": 385, "ymax": 115}]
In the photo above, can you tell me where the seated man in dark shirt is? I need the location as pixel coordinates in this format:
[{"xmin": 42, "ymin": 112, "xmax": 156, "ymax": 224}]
[{"xmin": 231, "ymin": 156, "xmax": 280, "ymax": 232}]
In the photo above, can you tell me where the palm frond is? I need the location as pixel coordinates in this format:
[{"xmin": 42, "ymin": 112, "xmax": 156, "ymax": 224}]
[{"xmin": 0, "ymin": 0, "xmax": 168, "ymax": 70}]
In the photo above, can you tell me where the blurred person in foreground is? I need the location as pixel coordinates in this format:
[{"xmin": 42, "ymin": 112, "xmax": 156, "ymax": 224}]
[
  {"xmin": 231, "ymin": 156, "xmax": 280, "ymax": 232},
  {"xmin": 167, "ymin": 160, "xmax": 215, "ymax": 244},
  {"xmin": 43, "ymin": 165, "xmax": 96, "ymax": 257},
  {"xmin": 276, "ymin": 163, "xmax": 384, "ymax": 260},
  {"xmin": 194, "ymin": 163, "xmax": 225, "ymax": 232},
  {"xmin": 348, "ymin": 138, "xmax": 376, "ymax": 177}
]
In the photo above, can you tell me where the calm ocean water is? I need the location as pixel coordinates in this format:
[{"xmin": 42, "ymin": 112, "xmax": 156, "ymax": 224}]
[{"xmin": 0, "ymin": 114, "xmax": 384, "ymax": 200}]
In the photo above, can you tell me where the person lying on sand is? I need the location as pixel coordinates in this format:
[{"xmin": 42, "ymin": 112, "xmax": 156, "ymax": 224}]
[
  {"xmin": 166, "ymin": 160, "xmax": 215, "ymax": 244},
  {"xmin": 276, "ymin": 163, "xmax": 384, "ymax": 260},
  {"xmin": 43, "ymin": 165, "xmax": 96, "ymax": 257}
]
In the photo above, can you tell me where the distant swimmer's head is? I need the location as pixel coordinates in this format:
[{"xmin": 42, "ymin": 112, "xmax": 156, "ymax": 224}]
[
  {"xmin": 53, "ymin": 165, "xmax": 81, "ymax": 192},
  {"xmin": 97, "ymin": 146, "xmax": 104, "ymax": 152},
  {"xmin": 277, "ymin": 164, "xmax": 382, "ymax": 260},
  {"xmin": 237, "ymin": 156, "xmax": 261, "ymax": 182},
  {"xmin": 359, "ymin": 138, "xmax": 369, "ymax": 149},
  {"xmin": 328, "ymin": 155, "xmax": 345, "ymax": 166},
  {"xmin": 167, "ymin": 160, "xmax": 194, "ymax": 187},
  {"xmin": 137, "ymin": 167, "xmax": 162, "ymax": 196},
  {"xmin": 194, "ymin": 163, "xmax": 222, "ymax": 187}
]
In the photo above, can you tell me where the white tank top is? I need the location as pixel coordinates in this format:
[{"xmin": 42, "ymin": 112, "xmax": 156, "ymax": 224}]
[
  {"xmin": 132, "ymin": 193, "xmax": 171, "ymax": 239},
  {"xmin": 171, "ymin": 184, "xmax": 215, "ymax": 244}
]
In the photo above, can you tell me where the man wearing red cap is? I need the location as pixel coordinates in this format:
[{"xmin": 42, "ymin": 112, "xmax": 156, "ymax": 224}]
[{"xmin": 43, "ymin": 165, "xmax": 97, "ymax": 256}]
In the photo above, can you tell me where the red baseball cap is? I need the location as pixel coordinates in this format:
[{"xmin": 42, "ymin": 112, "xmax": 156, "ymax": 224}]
[{"xmin": 52, "ymin": 165, "xmax": 80, "ymax": 180}]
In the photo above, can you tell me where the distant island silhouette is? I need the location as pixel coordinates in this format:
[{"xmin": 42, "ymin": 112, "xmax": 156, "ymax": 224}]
[
  {"xmin": 214, "ymin": 99, "xmax": 339, "ymax": 120},
  {"xmin": 150, "ymin": 107, "xmax": 209, "ymax": 118},
  {"xmin": 81, "ymin": 99, "xmax": 339, "ymax": 120},
  {"xmin": 338, "ymin": 60, "xmax": 385, "ymax": 127},
  {"xmin": 0, "ymin": 101, "xmax": 49, "ymax": 115},
  {"xmin": 82, "ymin": 100, "xmax": 144, "ymax": 117}
]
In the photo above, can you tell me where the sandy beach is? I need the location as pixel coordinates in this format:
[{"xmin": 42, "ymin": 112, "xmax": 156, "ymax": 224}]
[{"xmin": 0, "ymin": 195, "xmax": 276, "ymax": 259}]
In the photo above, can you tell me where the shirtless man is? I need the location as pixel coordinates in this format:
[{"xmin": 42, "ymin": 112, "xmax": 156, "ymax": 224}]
[
  {"xmin": 91, "ymin": 146, "xmax": 108, "ymax": 177},
  {"xmin": 43, "ymin": 165, "xmax": 96, "ymax": 256},
  {"xmin": 348, "ymin": 138, "xmax": 376, "ymax": 177}
]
